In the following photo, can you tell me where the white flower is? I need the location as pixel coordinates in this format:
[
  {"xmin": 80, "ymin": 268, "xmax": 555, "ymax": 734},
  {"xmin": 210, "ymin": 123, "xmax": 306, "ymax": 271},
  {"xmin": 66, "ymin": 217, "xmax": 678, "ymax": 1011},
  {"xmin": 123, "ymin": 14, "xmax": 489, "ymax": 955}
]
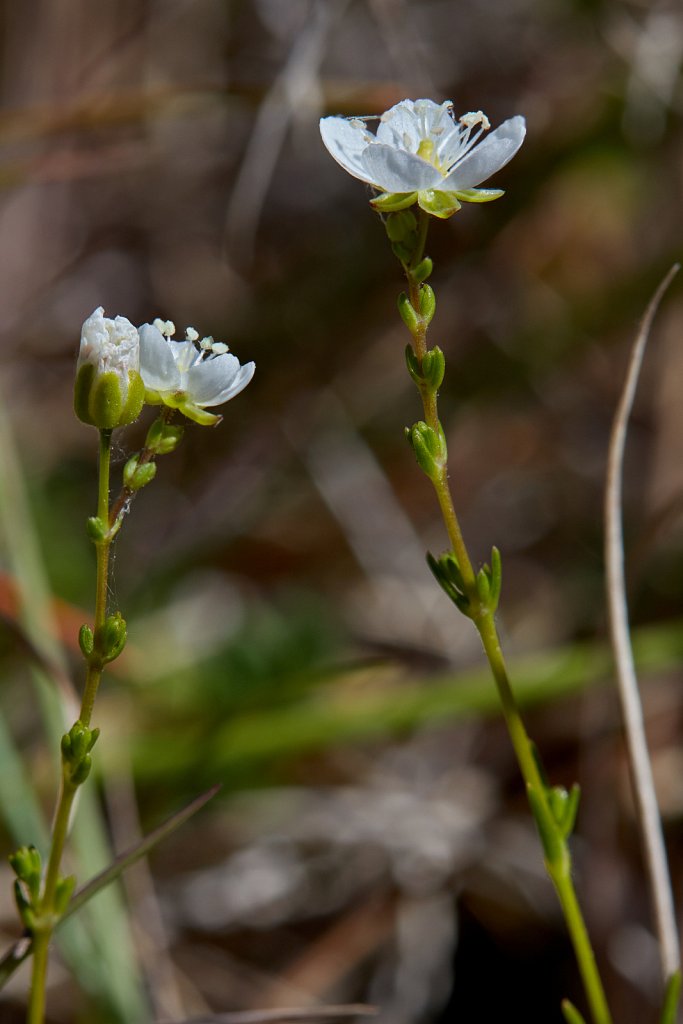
[
  {"xmin": 138, "ymin": 322, "xmax": 255, "ymax": 426},
  {"xmin": 74, "ymin": 307, "xmax": 144, "ymax": 428},
  {"xmin": 320, "ymin": 98, "xmax": 525, "ymax": 217}
]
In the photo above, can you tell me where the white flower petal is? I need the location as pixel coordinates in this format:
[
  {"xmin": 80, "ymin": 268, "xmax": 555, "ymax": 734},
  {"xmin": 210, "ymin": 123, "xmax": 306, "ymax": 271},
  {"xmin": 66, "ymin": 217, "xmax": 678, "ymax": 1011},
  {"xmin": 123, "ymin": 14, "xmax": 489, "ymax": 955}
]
[
  {"xmin": 441, "ymin": 115, "xmax": 526, "ymax": 191},
  {"xmin": 202, "ymin": 360, "xmax": 256, "ymax": 408},
  {"xmin": 186, "ymin": 353, "xmax": 242, "ymax": 404},
  {"xmin": 139, "ymin": 323, "xmax": 181, "ymax": 392},
  {"xmin": 319, "ymin": 117, "xmax": 375, "ymax": 183},
  {"xmin": 361, "ymin": 144, "xmax": 441, "ymax": 192}
]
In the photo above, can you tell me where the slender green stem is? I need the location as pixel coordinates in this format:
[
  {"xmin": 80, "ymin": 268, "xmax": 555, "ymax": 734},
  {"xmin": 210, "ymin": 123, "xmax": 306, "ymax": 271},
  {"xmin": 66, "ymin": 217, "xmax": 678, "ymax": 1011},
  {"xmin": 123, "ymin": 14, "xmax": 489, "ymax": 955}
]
[
  {"xmin": 80, "ymin": 429, "xmax": 112, "ymax": 727},
  {"xmin": 26, "ymin": 931, "xmax": 49, "ymax": 1024},
  {"xmin": 27, "ymin": 428, "xmax": 114, "ymax": 1022},
  {"xmin": 553, "ymin": 867, "xmax": 613, "ymax": 1024},
  {"xmin": 401, "ymin": 221, "xmax": 613, "ymax": 1024}
]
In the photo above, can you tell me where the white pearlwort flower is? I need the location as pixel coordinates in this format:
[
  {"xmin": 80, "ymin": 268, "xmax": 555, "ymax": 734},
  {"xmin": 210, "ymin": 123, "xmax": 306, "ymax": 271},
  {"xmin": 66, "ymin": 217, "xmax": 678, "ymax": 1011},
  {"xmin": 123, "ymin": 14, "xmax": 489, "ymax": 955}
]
[
  {"xmin": 138, "ymin": 322, "xmax": 255, "ymax": 426},
  {"xmin": 320, "ymin": 98, "xmax": 526, "ymax": 217},
  {"xmin": 74, "ymin": 307, "xmax": 145, "ymax": 428}
]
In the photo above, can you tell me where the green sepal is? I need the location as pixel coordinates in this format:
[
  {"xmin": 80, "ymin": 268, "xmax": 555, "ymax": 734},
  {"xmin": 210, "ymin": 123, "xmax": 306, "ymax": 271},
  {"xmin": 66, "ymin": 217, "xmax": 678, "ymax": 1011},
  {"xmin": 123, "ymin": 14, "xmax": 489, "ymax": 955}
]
[
  {"xmin": 54, "ymin": 874, "xmax": 76, "ymax": 916},
  {"xmin": 88, "ymin": 371, "xmax": 123, "ymax": 430},
  {"xmin": 406, "ymin": 420, "xmax": 447, "ymax": 480},
  {"xmin": 561, "ymin": 1000, "xmax": 588, "ymax": 1024},
  {"xmin": 385, "ymin": 210, "xmax": 417, "ymax": 243},
  {"xmin": 146, "ymin": 418, "xmax": 185, "ymax": 455},
  {"xmin": 99, "ymin": 611, "xmax": 127, "ymax": 663},
  {"xmin": 73, "ymin": 363, "xmax": 95, "ymax": 425},
  {"xmin": 454, "ymin": 188, "xmax": 505, "ymax": 204},
  {"xmin": 660, "ymin": 971, "xmax": 682, "ymax": 1024},
  {"xmin": 370, "ymin": 191, "xmax": 418, "ymax": 212},
  {"xmin": 427, "ymin": 551, "xmax": 470, "ymax": 615},
  {"xmin": 74, "ymin": 365, "xmax": 144, "ymax": 429},
  {"xmin": 118, "ymin": 371, "xmax": 145, "ymax": 425},
  {"xmin": 78, "ymin": 624, "xmax": 94, "ymax": 658},
  {"xmin": 412, "ymin": 258, "xmax": 433, "ymax": 283},
  {"xmin": 86, "ymin": 516, "xmax": 108, "ymax": 542},
  {"xmin": 123, "ymin": 454, "xmax": 157, "ymax": 492},
  {"xmin": 398, "ymin": 293, "xmax": 419, "ymax": 335},
  {"xmin": 417, "ymin": 190, "xmax": 462, "ymax": 219},
  {"xmin": 527, "ymin": 783, "xmax": 565, "ymax": 867}
]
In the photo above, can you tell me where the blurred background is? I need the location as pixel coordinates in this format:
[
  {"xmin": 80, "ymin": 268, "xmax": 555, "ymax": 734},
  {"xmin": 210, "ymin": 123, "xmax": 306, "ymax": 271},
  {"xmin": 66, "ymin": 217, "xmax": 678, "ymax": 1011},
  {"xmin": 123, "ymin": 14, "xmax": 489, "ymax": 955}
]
[{"xmin": 0, "ymin": 0, "xmax": 682, "ymax": 1021}]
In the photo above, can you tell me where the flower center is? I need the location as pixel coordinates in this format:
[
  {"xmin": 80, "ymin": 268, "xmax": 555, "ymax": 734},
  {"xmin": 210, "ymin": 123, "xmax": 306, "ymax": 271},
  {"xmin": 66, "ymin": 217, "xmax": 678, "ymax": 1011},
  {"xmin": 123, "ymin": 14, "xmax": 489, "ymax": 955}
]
[{"xmin": 417, "ymin": 137, "xmax": 448, "ymax": 175}]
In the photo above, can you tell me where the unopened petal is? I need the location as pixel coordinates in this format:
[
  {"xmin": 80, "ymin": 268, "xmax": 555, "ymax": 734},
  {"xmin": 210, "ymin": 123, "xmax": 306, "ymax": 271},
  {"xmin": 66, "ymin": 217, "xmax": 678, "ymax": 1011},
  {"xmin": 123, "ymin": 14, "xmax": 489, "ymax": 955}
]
[
  {"xmin": 319, "ymin": 117, "xmax": 375, "ymax": 183},
  {"xmin": 442, "ymin": 115, "xmax": 526, "ymax": 191},
  {"xmin": 361, "ymin": 144, "xmax": 441, "ymax": 192},
  {"xmin": 139, "ymin": 323, "xmax": 181, "ymax": 392}
]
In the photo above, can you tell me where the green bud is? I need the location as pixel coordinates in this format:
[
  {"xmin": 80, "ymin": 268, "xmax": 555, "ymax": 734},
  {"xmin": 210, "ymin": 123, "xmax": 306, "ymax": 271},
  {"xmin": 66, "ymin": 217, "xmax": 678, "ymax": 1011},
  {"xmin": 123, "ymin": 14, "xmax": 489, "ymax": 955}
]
[
  {"xmin": 145, "ymin": 418, "xmax": 185, "ymax": 455},
  {"xmin": 86, "ymin": 516, "xmax": 108, "ymax": 542},
  {"xmin": 370, "ymin": 191, "xmax": 418, "ymax": 212},
  {"xmin": 13, "ymin": 879, "xmax": 36, "ymax": 930},
  {"xmin": 412, "ymin": 258, "xmax": 433, "ymax": 283},
  {"xmin": 74, "ymin": 308, "xmax": 144, "ymax": 429},
  {"xmin": 123, "ymin": 454, "xmax": 157, "ymax": 491},
  {"xmin": 62, "ymin": 720, "xmax": 99, "ymax": 787},
  {"xmin": 78, "ymin": 624, "xmax": 94, "ymax": 658},
  {"xmin": 99, "ymin": 611, "xmax": 127, "ymax": 663},
  {"xmin": 418, "ymin": 284, "xmax": 436, "ymax": 324},
  {"xmin": 417, "ymin": 189, "xmax": 462, "ymax": 220},
  {"xmin": 421, "ymin": 347, "xmax": 445, "ymax": 391},
  {"xmin": 406, "ymin": 420, "xmax": 447, "ymax": 480},
  {"xmin": 476, "ymin": 565, "xmax": 491, "ymax": 605},
  {"xmin": 397, "ymin": 293, "xmax": 419, "ymax": 335}
]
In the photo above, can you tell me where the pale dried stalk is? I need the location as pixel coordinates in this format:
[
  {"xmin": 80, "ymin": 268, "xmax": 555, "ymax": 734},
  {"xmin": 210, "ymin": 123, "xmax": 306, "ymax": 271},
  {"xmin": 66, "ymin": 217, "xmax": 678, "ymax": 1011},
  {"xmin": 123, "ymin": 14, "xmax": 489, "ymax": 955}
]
[{"xmin": 604, "ymin": 263, "xmax": 680, "ymax": 985}]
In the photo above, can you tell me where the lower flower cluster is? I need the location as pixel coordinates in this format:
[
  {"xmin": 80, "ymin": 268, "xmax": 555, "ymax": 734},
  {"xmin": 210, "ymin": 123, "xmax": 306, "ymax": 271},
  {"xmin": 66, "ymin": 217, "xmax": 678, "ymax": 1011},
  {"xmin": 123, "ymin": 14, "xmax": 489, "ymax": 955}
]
[{"xmin": 75, "ymin": 307, "xmax": 255, "ymax": 429}]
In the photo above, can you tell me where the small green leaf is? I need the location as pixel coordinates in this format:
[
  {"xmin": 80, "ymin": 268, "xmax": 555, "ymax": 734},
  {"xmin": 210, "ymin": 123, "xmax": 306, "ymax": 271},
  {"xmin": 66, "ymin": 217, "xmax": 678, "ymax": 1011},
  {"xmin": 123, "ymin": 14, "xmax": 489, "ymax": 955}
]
[
  {"xmin": 86, "ymin": 516, "xmax": 108, "ymax": 542},
  {"xmin": 421, "ymin": 347, "xmax": 445, "ymax": 391},
  {"xmin": 78, "ymin": 624, "xmax": 94, "ymax": 658},
  {"xmin": 527, "ymin": 783, "xmax": 565, "ymax": 866},
  {"xmin": 412, "ymin": 257, "xmax": 433, "ymax": 283},
  {"xmin": 397, "ymin": 293, "xmax": 419, "ymax": 335},
  {"xmin": 418, "ymin": 284, "xmax": 436, "ymax": 324}
]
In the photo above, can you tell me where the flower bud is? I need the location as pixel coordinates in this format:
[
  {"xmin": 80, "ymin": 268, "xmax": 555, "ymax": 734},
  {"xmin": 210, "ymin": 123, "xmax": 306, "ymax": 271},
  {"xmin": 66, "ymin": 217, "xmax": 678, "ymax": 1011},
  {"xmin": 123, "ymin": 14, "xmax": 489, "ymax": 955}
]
[{"xmin": 74, "ymin": 307, "xmax": 145, "ymax": 429}]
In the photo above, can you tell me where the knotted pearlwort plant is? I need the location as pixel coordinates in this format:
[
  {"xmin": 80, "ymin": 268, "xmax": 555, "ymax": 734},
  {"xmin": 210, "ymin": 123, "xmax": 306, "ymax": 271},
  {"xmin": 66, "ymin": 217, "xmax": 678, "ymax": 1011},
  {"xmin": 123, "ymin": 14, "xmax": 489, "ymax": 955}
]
[
  {"xmin": 321, "ymin": 97, "xmax": 678, "ymax": 1024},
  {"xmin": 9, "ymin": 308, "xmax": 253, "ymax": 1024}
]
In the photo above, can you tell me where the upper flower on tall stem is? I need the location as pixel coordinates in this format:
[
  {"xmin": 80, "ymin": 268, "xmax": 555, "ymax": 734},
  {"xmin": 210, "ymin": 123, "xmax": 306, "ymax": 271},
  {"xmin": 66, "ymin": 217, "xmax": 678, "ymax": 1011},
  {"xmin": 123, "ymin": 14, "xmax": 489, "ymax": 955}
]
[
  {"xmin": 138, "ymin": 319, "xmax": 255, "ymax": 426},
  {"xmin": 320, "ymin": 98, "xmax": 525, "ymax": 218},
  {"xmin": 74, "ymin": 307, "xmax": 145, "ymax": 429}
]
